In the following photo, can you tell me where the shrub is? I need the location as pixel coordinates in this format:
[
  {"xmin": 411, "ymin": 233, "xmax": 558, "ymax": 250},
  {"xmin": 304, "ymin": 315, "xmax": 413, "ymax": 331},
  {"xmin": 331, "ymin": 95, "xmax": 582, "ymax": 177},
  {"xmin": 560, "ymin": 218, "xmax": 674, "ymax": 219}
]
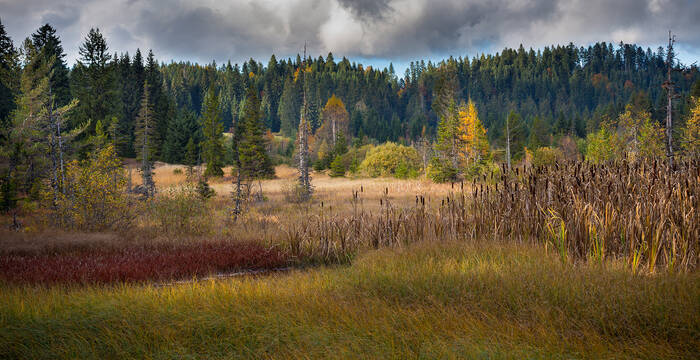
[
  {"xmin": 282, "ymin": 181, "xmax": 312, "ymax": 203},
  {"xmin": 427, "ymin": 157, "xmax": 458, "ymax": 183},
  {"xmin": 196, "ymin": 178, "xmax": 215, "ymax": 200},
  {"xmin": 51, "ymin": 145, "xmax": 136, "ymax": 231},
  {"xmin": 531, "ymin": 147, "xmax": 563, "ymax": 168},
  {"xmin": 173, "ymin": 168, "xmax": 183, "ymax": 175},
  {"xmin": 329, "ymin": 155, "xmax": 346, "ymax": 177},
  {"xmin": 149, "ymin": 184, "xmax": 209, "ymax": 235},
  {"xmin": 359, "ymin": 142, "xmax": 421, "ymax": 178}
]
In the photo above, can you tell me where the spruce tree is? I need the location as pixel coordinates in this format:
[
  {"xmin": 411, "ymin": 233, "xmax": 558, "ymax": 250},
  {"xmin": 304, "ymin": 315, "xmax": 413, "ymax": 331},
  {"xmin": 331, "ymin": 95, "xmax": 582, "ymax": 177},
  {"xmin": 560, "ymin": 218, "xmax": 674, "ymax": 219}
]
[
  {"xmin": 239, "ymin": 85, "xmax": 274, "ymax": 179},
  {"xmin": 163, "ymin": 110, "xmax": 197, "ymax": 163},
  {"xmin": 278, "ymin": 76, "xmax": 299, "ymax": 136},
  {"xmin": 134, "ymin": 81, "xmax": 155, "ymax": 197},
  {"xmin": 200, "ymin": 88, "xmax": 224, "ymax": 177},
  {"xmin": 0, "ymin": 19, "xmax": 19, "ymax": 140},
  {"xmin": 30, "ymin": 24, "xmax": 70, "ymax": 106},
  {"xmin": 71, "ymin": 28, "xmax": 119, "ymax": 139}
]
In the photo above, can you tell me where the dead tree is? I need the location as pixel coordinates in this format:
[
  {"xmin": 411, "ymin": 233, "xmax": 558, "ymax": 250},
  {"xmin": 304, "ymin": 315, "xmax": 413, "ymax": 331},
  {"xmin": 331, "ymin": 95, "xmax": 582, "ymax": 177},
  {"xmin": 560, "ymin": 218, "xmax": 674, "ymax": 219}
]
[
  {"xmin": 297, "ymin": 42, "xmax": 313, "ymax": 200},
  {"xmin": 662, "ymin": 31, "xmax": 676, "ymax": 164}
]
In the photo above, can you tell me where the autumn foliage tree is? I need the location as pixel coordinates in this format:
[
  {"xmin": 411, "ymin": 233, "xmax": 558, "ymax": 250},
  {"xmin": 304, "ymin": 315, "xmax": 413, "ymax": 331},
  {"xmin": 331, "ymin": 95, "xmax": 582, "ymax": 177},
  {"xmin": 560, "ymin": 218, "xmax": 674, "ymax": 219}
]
[
  {"xmin": 681, "ymin": 97, "xmax": 700, "ymax": 158},
  {"xmin": 316, "ymin": 95, "xmax": 349, "ymax": 149},
  {"xmin": 457, "ymin": 99, "xmax": 489, "ymax": 168}
]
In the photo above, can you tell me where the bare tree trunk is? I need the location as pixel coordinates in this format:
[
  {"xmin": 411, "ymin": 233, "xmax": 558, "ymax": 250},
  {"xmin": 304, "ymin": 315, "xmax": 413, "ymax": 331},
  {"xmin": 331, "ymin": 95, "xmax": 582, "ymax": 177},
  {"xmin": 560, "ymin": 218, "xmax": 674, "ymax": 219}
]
[
  {"xmin": 506, "ymin": 117, "xmax": 511, "ymax": 172},
  {"xmin": 296, "ymin": 42, "xmax": 312, "ymax": 200},
  {"xmin": 664, "ymin": 31, "xmax": 675, "ymax": 165}
]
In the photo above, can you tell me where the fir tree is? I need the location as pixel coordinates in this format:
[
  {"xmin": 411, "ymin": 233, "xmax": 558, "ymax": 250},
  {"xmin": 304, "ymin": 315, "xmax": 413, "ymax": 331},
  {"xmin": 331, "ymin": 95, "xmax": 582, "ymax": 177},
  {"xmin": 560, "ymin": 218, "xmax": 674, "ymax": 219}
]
[
  {"xmin": 200, "ymin": 88, "xmax": 225, "ymax": 177},
  {"xmin": 163, "ymin": 110, "xmax": 198, "ymax": 163},
  {"xmin": 239, "ymin": 85, "xmax": 274, "ymax": 179},
  {"xmin": 0, "ymin": 19, "xmax": 19, "ymax": 141},
  {"xmin": 71, "ymin": 28, "xmax": 119, "ymax": 139},
  {"xmin": 30, "ymin": 24, "xmax": 70, "ymax": 106},
  {"xmin": 134, "ymin": 81, "xmax": 155, "ymax": 197}
]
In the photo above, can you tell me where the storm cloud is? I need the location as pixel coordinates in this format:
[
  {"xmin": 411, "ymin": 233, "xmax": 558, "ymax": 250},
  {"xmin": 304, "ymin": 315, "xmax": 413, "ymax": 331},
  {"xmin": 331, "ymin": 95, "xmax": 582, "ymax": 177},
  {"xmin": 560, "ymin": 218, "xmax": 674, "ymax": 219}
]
[{"xmin": 0, "ymin": 0, "xmax": 698, "ymax": 67}]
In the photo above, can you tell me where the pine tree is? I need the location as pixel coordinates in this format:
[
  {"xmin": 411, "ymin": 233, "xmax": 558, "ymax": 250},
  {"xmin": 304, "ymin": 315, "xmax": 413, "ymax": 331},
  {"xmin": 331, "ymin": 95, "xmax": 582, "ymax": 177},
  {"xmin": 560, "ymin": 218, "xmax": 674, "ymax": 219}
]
[
  {"xmin": 134, "ymin": 81, "xmax": 155, "ymax": 197},
  {"xmin": 200, "ymin": 88, "xmax": 225, "ymax": 177},
  {"xmin": 239, "ymin": 85, "xmax": 274, "ymax": 179}
]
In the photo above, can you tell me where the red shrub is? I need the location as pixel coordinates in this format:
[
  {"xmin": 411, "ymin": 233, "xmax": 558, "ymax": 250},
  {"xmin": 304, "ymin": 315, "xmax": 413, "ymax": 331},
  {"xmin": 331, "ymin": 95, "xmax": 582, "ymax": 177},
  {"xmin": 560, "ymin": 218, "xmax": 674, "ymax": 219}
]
[{"xmin": 0, "ymin": 241, "xmax": 287, "ymax": 285}]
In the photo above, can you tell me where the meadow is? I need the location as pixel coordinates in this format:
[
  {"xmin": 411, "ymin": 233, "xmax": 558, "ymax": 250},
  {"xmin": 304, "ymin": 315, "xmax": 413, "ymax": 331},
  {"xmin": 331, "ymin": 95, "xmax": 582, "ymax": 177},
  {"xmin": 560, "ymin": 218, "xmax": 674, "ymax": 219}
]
[{"xmin": 1, "ymin": 161, "xmax": 699, "ymax": 359}]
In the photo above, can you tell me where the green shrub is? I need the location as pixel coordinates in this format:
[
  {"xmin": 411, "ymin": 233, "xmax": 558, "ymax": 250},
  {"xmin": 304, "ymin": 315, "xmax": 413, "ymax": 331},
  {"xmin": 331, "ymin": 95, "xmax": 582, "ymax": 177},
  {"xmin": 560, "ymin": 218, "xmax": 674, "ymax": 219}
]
[
  {"xmin": 427, "ymin": 157, "xmax": 458, "ymax": 183},
  {"xmin": 329, "ymin": 155, "xmax": 346, "ymax": 177},
  {"xmin": 173, "ymin": 168, "xmax": 183, "ymax": 175},
  {"xmin": 359, "ymin": 142, "xmax": 420, "ymax": 178},
  {"xmin": 50, "ymin": 145, "xmax": 136, "ymax": 231},
  {"xmin": 196, "ymin": 178, "xmax": 215, "ymax": 200}
]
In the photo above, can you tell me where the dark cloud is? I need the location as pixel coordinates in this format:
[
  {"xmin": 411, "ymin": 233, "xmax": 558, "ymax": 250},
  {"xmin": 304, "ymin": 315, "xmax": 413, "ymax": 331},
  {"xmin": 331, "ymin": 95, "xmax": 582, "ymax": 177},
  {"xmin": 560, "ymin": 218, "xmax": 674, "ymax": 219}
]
[
  {"xmin": 337, "ymin": 0, "xmax": 393, "ymax": 20},
  {"xmin": 0, "ymin": 0, "xmax": 697, "ymax": 67}
]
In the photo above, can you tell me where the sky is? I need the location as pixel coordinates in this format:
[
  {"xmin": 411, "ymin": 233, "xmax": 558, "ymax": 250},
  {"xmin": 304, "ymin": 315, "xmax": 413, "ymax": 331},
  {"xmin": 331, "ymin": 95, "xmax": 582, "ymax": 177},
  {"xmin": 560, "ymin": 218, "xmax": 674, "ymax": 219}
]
[{"xmin": 1, "ymin": 0, "xmax": 699, "ymax": 73}]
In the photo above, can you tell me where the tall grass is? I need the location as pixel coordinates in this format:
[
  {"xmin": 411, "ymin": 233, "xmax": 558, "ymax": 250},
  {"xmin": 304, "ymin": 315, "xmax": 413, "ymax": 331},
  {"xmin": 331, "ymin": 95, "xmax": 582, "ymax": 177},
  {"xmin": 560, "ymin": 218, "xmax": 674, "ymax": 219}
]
[{"xmin": 1, "ymin": 242, "xmax": 697, "ymax": 359}]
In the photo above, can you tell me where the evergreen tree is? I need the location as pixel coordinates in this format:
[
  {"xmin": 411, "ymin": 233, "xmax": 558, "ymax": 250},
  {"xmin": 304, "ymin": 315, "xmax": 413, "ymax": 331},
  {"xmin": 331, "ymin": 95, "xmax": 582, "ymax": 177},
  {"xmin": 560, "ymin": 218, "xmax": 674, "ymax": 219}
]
[
  {"xmin": 278, "ymin": 76, "xmax": 299, "ymax": 136},
  {"xmin": 0, "ymin": 19, "xmax": 19, "ymax": 141},
  {"xmin": 431, "ymin": 99, "xmax": 460, "ymax": 181},
  {"xmin": 528, "ymin": 116, "xmax": 550, "ymax": 149},
  {"xmin": 239, "ymin": 85, "xmax": 274, "ymax": 179},
  {"xmin": 163, "ymin": 110, "xmax": 198, "ymax": 164},
  {"xmin": 7, "ymin": 42, "xmax": 78, "ymax": 207},
  {"xmin": 71, "ymin": 28, "xmax": 119, "ymax": 139},
  {"xmin": 30, "ymin": 24, "xmax": 70, "ymax": 106},
  {"xmin": 134, "ymin": 81, "xmax": 155, "ymax": 197},
  {"xmin": 200, "ymin": 88, "xmax": 225, "ymax": 177},
  {"xmin": 115, "ymin": 49, "xmax": 145, "ymax": 157}
]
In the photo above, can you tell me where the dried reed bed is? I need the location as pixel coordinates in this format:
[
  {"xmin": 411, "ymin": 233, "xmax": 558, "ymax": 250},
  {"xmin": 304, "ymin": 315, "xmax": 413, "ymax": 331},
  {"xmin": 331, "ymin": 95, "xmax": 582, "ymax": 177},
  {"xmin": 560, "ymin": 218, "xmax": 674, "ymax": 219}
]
[{"xmin": 280, "ymin": 159, "xmax": 699, "ymax": 272}]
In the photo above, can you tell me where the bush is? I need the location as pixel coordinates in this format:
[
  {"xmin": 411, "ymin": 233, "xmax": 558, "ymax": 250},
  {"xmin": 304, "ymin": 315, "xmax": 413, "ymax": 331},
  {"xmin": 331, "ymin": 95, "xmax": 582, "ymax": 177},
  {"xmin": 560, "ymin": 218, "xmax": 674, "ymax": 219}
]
[
  {"xmin": 359, "ymin": 142, "xmax": 420, "ymax": 178},
  {"xmin": 173, "ymin": 168, "xmax": 183, "ymax": 175},
  {"xmin": 196, "ymin": 178, "xmax": 215, "ymax": 200},
  {"xmin": 427, "ymin": 157, "xmax": 458, "ymax": 183},
  {"xmin": 149, "ymin": 184, "xmax": 209, "ymax": 235},
  {"xmin": 51, "ymin": 145, "xmax": 136, "ymax": 231},
  {"xmin": 329, "ymin": 155, "xmax": 346, "ymax": 177},
  {"xmin": 531, "ymin": 147, "xmax": 563, "ymax": 168},
  {"xmin": 282, "ymin": 181, "xmax": 312, "ymax": 203}
]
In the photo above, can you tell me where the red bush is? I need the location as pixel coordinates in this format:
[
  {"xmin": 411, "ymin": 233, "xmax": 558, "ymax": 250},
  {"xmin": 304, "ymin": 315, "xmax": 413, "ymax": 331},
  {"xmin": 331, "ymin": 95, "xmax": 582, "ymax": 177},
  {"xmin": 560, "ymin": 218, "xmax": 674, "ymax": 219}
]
[{"xmin": 0, "ymin": 241, "xmax": 287, "ymax": 285}]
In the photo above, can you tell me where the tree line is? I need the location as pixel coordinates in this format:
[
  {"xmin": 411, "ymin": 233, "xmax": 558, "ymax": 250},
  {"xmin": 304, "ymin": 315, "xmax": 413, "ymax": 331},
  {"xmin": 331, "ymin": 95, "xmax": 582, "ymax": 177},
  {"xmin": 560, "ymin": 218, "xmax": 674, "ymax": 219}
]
[{"xmin": 1, "ymin": 20, "xmax": 700, "ymax": 212}]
